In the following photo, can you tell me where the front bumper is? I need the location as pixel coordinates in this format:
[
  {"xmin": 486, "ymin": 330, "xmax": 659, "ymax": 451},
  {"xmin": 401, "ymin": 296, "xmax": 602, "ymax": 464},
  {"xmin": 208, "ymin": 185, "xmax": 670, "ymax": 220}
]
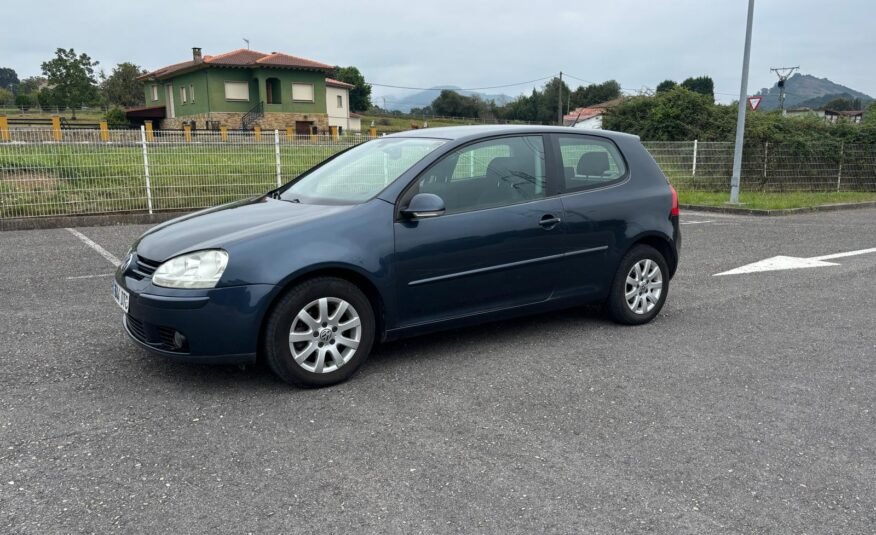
[{"xmin": 115, "ymin": 267, "xmax": 277, "ymax": 364}]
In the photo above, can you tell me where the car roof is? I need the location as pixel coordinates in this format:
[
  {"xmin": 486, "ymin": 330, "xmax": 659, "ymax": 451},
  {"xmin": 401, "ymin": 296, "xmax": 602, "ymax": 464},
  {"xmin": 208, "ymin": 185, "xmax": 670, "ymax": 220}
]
[{"xmin": 385, "ymin": 124, "xmax": 640, "ymax": 143}]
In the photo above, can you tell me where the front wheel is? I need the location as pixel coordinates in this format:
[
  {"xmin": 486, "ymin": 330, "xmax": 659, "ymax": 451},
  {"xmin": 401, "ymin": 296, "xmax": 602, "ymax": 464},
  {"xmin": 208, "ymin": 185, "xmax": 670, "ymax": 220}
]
[
  {"xmin": 264, "ymin": 277, "xmax": 375, "ymax": 387},
  {"xmin": 605, "ymin": 245, "xmax": 669, "ymax": 325}
]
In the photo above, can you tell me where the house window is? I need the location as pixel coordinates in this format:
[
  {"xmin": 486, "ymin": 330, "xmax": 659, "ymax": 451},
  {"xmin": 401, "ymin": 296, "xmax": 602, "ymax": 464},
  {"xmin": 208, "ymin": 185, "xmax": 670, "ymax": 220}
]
[
  {"xmin": 150, "ymin": 85, "xmax": 159, "ymax": 101},
  {"xmin": 189, "ymin": 84, "xmax": 194, "ymax": 103},
  {"xmin": 337, "ymin": 95, "xmax": 343, "ymax": 108},
  {"xmin": 180, "ymin": 86, "xmax": 187, "ymax": 104},
  {"xmin": 224, "ymin": 81, "xmax": 250, "ymax": 101},
  {"xmin": 292, "ymin": 83, "xmax": 315, "ymax": 102}
]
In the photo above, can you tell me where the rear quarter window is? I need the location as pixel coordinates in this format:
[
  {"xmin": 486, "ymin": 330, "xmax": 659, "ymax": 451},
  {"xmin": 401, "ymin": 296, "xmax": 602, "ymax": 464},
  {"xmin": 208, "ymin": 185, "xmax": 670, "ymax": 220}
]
[{"xmin": 557, "ymin": 135, "xmax": 628, "ymax": 192}]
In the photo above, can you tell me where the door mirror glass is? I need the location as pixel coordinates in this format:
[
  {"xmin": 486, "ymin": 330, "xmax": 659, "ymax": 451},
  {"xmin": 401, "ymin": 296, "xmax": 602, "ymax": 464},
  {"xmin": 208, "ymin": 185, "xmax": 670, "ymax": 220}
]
[{"xmin": 401, "ymin": 193, "xmax": 446, "ymax": 219}]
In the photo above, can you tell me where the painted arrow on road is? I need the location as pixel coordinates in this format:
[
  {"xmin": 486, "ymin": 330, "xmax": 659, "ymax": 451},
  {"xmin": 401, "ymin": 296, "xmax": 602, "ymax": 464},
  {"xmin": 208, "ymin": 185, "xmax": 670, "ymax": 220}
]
[{"xmin": 714, "ymin": 247, "xmax": 876, "ymax": 276}]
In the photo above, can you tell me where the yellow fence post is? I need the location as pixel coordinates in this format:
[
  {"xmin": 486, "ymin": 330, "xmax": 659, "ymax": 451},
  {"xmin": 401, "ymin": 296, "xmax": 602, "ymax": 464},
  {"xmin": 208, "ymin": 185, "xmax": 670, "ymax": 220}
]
[
  {"xmin": 220, "ymin": 125, "xmax": 228, "ymax": 142},
  {"xmin": 369, "ymin": 127, "xmax": 377, "ymax": 139},
  {"xmin": 0, "ymin": 115, "xmax": 9, "ymax": 142},
  {"xmin": 253, "ymin": 125, "xmax": 261, "ymax": 142},
  {"xmin": 51, "ymin": 115, "xmax": 62, "ymax": 141},
  {"xmin": 144, "ymin": 120, "xmax": 154, "ymax": 141},
  {"xmin": 99, "ymin": 120, "xmax": 109, "ymax": 142},
  {"xmin": 286, "ymin": 126, "xmax": 293, "ymax": 140},
  {"xmin": 183, "ymin": 123, "xmax": 192, "ymax": 142},
  {"xmin": 329, "ymin": 125, "xmax": 339, "ymax": 141}
]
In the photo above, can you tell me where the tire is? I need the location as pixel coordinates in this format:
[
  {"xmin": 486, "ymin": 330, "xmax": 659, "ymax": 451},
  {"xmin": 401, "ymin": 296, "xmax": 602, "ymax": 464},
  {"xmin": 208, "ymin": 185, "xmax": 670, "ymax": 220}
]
[
  {"xmin": 264, "ymin": 277, "xmax": 376, "ymax": 387},
  {"xmin": 605, "ymin": 244, "xmax": 669, "ymax": 325}
]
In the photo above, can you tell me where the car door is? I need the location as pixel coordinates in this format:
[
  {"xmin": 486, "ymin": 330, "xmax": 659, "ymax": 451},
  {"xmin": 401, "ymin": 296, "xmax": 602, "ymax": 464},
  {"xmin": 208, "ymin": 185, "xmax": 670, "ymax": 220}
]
[
  {"xmin": 549, "ymin": 133, "xmax": 633, "ymax": 299},
  {"xmin": 392, "ymin": 135, "xmax": 566, "ymax": 327}
]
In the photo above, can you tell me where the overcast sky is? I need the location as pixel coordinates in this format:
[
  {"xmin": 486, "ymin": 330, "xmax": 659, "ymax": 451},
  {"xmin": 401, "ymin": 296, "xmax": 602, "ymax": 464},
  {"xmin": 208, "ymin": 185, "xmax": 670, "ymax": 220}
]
[{"xmin": 3, "ymin": 0, "xmax": 874, "ymax": 105}]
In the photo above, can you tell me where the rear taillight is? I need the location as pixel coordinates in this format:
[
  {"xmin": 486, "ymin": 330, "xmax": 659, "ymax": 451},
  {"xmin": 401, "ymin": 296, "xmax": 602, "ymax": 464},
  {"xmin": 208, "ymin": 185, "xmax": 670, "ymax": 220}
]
[{"xmin": 669, "ymin": 185, "xmax": 679, "ymax": 217}]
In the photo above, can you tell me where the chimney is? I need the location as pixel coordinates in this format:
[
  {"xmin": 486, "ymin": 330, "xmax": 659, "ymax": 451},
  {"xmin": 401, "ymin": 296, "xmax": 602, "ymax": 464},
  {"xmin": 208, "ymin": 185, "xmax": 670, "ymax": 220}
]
[{"xmin": 192, "ymin": 47, "xmax": 203, "ymax": 63}]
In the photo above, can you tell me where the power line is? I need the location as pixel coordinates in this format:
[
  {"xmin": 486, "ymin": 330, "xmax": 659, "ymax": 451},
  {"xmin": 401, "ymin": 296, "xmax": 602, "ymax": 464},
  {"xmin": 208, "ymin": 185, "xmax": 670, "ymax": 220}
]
[{"xmin": 367, "ymin": 75, "xmax": 556, "ymax": 92}]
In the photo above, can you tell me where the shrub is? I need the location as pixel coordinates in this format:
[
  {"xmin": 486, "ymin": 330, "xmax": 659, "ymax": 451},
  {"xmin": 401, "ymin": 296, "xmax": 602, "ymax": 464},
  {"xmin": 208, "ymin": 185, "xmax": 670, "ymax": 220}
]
[{"xmin": 103, "ymin": 106, "xmax": 129, "ymax": 128}]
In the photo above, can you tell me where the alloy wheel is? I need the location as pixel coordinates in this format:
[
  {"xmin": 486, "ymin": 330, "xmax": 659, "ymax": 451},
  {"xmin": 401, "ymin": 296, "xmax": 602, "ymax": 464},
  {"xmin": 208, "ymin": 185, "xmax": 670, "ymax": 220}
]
[
  {"xmin": 625, "ymin": 259, "xmax": 663, "ymax": 315},
  {"xmin": 288, "ymin": 297, "xmax": 361, "ymax": 373}
]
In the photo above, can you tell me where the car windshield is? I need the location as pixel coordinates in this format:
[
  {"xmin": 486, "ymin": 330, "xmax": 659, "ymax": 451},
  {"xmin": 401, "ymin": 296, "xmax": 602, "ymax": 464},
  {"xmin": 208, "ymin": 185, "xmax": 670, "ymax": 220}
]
[{"xmin": 280, "ymin": 137, "xmax": 446, "ymax": 203}]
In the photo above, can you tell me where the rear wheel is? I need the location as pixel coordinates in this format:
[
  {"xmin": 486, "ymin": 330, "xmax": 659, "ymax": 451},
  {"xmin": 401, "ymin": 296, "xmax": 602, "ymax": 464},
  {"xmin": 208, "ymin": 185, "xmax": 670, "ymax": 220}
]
[
  {"xmin": 605, "ymin": 245, "xmax": 669, "ymax": 325},
  {"xmin": 264, "ymin": 277, "xmax": 375, "ymax": 387}
]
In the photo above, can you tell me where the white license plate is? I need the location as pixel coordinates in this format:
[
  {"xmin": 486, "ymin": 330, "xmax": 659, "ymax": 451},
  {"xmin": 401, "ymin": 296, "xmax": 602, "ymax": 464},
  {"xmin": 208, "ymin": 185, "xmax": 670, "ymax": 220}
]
[{"xmin": 112, "ymin": 280, "xmax": 130, "ymax": 313}]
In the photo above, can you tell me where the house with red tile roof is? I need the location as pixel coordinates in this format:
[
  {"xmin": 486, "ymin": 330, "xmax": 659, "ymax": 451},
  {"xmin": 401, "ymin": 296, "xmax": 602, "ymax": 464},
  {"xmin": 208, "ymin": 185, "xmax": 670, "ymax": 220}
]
[
  {"xmin": 130, "ymin": 47, "xmax": 360, "ymax": 133},
  {"xmin": 562, "ymin": 98, "xmax": 625, "ymax": 129}
]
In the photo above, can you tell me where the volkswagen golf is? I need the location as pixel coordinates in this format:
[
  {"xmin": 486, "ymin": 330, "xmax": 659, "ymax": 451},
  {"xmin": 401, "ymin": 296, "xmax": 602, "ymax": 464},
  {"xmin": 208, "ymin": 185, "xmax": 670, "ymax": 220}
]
[{"xmin": 113, "ymin": 126, "xmax": 680, "ymax": 387}]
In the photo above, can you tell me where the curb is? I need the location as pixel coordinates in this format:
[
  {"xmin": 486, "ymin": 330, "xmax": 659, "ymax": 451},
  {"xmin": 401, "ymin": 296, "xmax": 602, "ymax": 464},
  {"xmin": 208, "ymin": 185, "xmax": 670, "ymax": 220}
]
[
  {"xmin": 0, "ymin": 211, "xmax": 190, "ymax": 231},
  {"xmin": 680, "ymin": 200, "xmax": 876, "ymax": 216}
]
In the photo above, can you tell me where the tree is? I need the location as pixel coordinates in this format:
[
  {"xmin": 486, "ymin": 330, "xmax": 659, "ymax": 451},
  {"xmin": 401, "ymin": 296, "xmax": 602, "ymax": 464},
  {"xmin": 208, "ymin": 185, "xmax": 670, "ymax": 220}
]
[
  {"xmin": 602, "ymin": 86, "xmax": 722, "ymax": 140},
  {"xmin": 680, "ymin": 76, "xmax": 714, "ymax": 100},
  {"xmin": 822, "ymin": 97, "xmax": 861, "ymax": 111},
  {"xmin": 18, "ymin": 76, "xmax": 47, "ymax": 95},
  {"xmin": 569, "ymin": 80, "xmax": 622, "ymax": 108},
  {"xmin": 864, "ymin": 101, "xmax": 876, "ymax": 127},
  {"xmin": 0, "ymin": 67, "xmax": 18, "ymax": 92},
  {"xmin": 331, "ymin": 66, "xmax": 372, "ymax": 112},
  {"xmin": 101, "ymin": 62, "xmax": 146, "ymax": 107},
  {"xmin": 40, "ymin": 48, "xmax": 100, "ymax": 116},
  {"xmin": 656, "ymin": 80, "xmax": 677, "ymax": 93},
  {"xmin": 0, "ymin": 87, "xmax": 12, "ymax": 104},
  {"xmin": 537, "ymin": 77, "xmax": 571, "ymax": 123},
  {"xmin": 431, "ymin": 89, "xmax": 484, "ymax": 118}
]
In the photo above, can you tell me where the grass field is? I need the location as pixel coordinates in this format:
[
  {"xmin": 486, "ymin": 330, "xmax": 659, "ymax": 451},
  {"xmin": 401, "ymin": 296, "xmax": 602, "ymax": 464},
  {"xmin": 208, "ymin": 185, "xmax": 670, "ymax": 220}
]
[
  {"xmin": 0, "ymin": 141, "xmax": 354, "ymax": 218},
  {"xmin": 358, "ymin": 114, "xmax": 474, "ymax": 133},
  {"xmin": 679, "ymin": 191, "xmax": 876, "ymax": 210}
]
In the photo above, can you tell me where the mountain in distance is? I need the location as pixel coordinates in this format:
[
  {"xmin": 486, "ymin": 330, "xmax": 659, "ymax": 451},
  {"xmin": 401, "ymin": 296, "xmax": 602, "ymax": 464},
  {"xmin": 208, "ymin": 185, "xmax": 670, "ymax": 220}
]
[
  {"xmin": 754, "ymin": 73, "xmax": 872, "ymax": 110},
  {"xmin": 388, "ymin": 86, "xmax": 514, "ymax": 112}
]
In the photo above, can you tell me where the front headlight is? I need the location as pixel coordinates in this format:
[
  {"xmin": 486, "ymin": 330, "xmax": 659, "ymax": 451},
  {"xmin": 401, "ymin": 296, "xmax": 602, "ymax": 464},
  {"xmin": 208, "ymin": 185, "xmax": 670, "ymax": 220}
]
[{"xmin": 153, "ymin": 250, "xmax": 229, "ymax": 289}]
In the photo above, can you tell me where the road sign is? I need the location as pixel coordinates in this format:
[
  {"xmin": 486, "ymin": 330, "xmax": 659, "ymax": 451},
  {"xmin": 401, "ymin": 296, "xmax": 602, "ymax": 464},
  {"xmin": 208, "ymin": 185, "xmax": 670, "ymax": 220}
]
[
  {"xmin": 714, "ymin": 247, "xmax": 876, "ymax": 276},
  {"xmin": 747, "ymin": 96, "xmax": 763, "ymax": 111}
]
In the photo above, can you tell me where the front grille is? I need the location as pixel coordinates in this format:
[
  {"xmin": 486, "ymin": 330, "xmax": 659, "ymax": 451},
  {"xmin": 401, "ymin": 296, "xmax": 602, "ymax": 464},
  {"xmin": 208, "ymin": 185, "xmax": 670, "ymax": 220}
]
[
  {"xmin": 130, "ymin": 255, "xmax": 160, "ymax": 280},
  {"xmin": 125, "ymin": 314, "xmax": 188, "ymax": 354}
]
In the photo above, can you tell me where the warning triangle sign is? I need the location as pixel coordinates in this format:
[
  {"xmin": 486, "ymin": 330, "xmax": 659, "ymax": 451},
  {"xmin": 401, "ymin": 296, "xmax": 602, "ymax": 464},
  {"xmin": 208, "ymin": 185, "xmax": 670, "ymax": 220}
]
[{"xmin": 748, "ymin": 96, "xmax": 763, "ymax": 111}]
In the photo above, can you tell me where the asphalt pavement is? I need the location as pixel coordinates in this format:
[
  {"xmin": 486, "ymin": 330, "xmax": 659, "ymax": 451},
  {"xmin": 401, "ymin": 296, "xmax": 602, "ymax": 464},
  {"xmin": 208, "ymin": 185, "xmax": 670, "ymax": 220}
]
[{"xmin": 1, "ymin": 208, "xmax": 874, "ymax": 534}]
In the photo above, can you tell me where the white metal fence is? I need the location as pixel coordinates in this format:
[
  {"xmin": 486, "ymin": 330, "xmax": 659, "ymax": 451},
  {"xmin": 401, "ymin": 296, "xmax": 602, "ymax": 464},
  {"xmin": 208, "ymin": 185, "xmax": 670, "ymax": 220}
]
[
  {"xmin": 643, "ymin": 141, "xmax": 876, "ymax": 193},
  {"xmin": 1, "ymin": 128, "xmax": 875, "ymax": 219}
]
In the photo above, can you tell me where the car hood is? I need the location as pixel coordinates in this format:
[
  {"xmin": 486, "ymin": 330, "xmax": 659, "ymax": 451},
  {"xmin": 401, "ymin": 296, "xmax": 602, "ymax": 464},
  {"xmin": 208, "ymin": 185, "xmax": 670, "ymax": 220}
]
[{"xmin": 135, "ymin": 196, "xmax": 353, "ymax": 261}]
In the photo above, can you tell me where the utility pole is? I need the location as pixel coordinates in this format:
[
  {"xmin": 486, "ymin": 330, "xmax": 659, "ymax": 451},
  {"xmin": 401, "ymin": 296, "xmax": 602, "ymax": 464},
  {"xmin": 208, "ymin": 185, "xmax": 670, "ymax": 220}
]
[
  {"xmin": 557, "ymin": 71, "xmax": 563, "ymax": 126},
  {"xmin": 770, "ymin": 66, "xmax": 799, "ymax": 114},
  {"xmin": 729, "ymin": 0, "xmax": 756, "ymax": 205}
]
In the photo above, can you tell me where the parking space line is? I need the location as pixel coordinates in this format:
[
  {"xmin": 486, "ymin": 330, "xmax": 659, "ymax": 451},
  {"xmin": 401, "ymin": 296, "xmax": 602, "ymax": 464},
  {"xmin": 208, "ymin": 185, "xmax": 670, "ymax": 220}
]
[
  {"xmin": 65, "ymin": 273, "xmax": 115, "ymax": 280},
  {"xmin": 680, "ymin": 220, "xmax": 715, "ymax": 225},
  {"xmin": 65, "ymin": 228, "xmax": 121, "ymax": 267}
]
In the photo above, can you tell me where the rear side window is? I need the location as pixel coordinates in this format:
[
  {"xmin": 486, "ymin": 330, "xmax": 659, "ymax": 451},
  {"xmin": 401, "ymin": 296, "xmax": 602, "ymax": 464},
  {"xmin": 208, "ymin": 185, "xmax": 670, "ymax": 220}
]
[{"xmin": 557, "ymin": 135, "xmax": 627, "ymax": 192}]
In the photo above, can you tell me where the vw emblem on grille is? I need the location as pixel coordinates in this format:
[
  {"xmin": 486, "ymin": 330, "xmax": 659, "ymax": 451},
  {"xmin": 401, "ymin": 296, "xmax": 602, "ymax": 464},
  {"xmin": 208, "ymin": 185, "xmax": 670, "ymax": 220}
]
[{"xmin": 318, "ymin": 328, "xmax": 332, "ymax": 342}]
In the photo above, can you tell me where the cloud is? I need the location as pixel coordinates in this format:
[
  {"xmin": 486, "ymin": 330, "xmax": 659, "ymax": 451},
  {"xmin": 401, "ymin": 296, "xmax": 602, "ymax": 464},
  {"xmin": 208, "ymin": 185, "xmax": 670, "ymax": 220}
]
[{"xmin": 1, "ymin": 0, "xmax": 873, "ymax": 104}]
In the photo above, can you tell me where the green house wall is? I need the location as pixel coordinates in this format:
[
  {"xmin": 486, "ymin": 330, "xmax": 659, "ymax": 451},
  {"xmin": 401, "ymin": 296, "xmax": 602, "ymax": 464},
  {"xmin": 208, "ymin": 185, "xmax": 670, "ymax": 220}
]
[{"xmin": 142, "ymin": 67, "xmax": 328, "ymax": 117}]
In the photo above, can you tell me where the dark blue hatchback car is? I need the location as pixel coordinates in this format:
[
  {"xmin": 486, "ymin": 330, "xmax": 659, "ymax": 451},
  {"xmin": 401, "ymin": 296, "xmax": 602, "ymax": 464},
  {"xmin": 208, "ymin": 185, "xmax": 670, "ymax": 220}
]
[{"xmin": 113, "ymin": 126, "xmax": 680, "ymax": 387}]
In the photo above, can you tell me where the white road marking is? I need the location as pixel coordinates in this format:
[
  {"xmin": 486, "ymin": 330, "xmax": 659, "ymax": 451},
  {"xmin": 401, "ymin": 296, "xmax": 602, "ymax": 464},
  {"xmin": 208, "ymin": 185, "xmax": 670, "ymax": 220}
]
[
  {"xmin": 812, "ymin": 247, "xmax": 876, "ymax": 261},
  {"xmin": 680, "ymin": 220, "xmax": 715, "ymax": 225},
  {"xmin": 715, "ymin": 247, "xmax": 876, "ymax": 276},
  {"xmin": 65, "ymin": 273, "xmax": 115, "ymax": 280},
  {"xmin": 65, "ymin": 228, "xmax": 121, "ymax": 267}
]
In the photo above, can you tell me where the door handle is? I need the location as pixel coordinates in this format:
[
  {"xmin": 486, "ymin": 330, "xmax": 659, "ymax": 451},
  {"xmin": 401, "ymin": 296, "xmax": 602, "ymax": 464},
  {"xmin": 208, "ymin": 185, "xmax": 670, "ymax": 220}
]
[{"xmin": 539, "ymin": 215, "xmax": 562, "ymax": 229}]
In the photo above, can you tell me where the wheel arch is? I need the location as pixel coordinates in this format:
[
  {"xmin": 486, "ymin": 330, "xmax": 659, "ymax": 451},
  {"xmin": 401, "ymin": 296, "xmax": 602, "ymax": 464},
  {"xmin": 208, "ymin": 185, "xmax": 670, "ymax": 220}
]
[
  {"xmin": 627, "ymin": 232, "xmax": 678, "ymax": 278},
  {"xmin": 256, "ymin": 265, "xmax": 388, "ymax": 361}
]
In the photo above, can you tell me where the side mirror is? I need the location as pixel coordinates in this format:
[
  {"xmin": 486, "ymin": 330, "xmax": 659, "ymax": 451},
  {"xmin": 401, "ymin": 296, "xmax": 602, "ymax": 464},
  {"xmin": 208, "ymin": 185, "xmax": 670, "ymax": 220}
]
[{"xmin": 401, "ymin": 193, "xmax": 446, "ymax": 219}]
